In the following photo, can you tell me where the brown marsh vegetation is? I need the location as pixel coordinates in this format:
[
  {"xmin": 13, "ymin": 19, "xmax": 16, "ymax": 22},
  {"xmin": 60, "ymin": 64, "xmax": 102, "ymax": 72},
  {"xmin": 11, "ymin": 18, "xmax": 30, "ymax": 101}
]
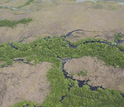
[{"xmin": 0, "ymin": 0, "xmax": 124, "ymax": 107}]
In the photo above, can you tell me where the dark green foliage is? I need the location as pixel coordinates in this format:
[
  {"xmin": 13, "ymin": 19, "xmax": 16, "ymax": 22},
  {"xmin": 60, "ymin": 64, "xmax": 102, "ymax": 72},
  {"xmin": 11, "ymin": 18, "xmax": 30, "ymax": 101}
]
[
  {"xmin": 0, "ymin": 18, "xmax": 33, "ymax": 28},
  {"xmin": 9, "ymin": 100, "xmax": 37, "ymax": 107},
  {"xmin": 18, "ymin": 18, "xmax": 33, "ymax": 24},
  {"xmin": 114, "ymin": 33, "xmax": 124, "ymax": 42},
  {"xmin": 62, "ymin": 85, "xmax": 124, "ymax": 107},
  {"xmin": 0, "ymin": 36, "xmax": 124, "ymax": 106},
  {"xmin": 116, "ymin": 44, "xmax": 124, "ymax": 51}
]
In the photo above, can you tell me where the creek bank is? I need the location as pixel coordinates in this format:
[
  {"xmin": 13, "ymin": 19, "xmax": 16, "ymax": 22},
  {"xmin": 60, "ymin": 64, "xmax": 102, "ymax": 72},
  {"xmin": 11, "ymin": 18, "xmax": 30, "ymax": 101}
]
[
  {"xmin": 9, "ymin": 29, "xmax": 124, "ymax": 52},
  {"xmin": 5, "ymin": 29, "xmax": 124, "ymax": 106},
  {"xmin": 58, "ymin": 57, "xmax": 107, "ymax": 102}
]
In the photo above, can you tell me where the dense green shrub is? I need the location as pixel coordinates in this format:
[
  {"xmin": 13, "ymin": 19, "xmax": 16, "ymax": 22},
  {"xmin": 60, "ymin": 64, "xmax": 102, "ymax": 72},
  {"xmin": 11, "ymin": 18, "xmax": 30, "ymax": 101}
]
[
  {"xmin": 0, "ymin": 36, "xmax": 124, "ymax": 107},
  {"xmin": 114, "ymin": 33, "xmax": 124, "ymax": 42},
  {"xmin": 0, "ymin": 18, "xmax": 33, "ymax": 28},
  {"xmin": 116, "ymin": 44, "xmax": 124, "ymax": 51}
]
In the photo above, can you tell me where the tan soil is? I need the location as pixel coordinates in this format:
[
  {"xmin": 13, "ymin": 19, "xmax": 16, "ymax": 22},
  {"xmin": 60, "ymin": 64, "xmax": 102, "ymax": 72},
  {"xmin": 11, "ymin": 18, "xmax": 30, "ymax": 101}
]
[
  {"xmin": 0, "ymin": 0, "xmax": 124, "ymax": 106},
  {"xmin": 64, "ymin": 56, "xmax": 124, "ymax": 92},
  {"xmin": 0, "ymin": 61, "xmax": 52, "ymax": 107},
  {"xmin": 0, "ymin": 1, "xmax": 124, "ymax": 44}
]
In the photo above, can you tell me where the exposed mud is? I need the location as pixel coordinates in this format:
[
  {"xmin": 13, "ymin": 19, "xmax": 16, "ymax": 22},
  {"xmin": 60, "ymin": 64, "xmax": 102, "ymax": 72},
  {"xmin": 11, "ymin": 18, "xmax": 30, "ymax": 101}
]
[{"xmin": 64, "ymin": 56, "xmax": 124, "ymax": 93}]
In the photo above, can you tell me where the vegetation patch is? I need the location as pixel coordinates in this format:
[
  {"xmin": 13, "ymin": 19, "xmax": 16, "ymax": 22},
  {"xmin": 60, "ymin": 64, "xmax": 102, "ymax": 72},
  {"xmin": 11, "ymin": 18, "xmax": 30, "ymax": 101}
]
[
  {"xmin": 77, "ymin": 70, "xmax": 87, "ymax": 76},
  {"xmin": 0, "ymin": 35, "xmax": 124, "ymax": 107},
  {"xmin": 0, "ymin": 18, "xmax": 33, "ymax": 28},
  {"xmin": 114, "ymin": 33, "xmax": 124, "ymax": 42}
]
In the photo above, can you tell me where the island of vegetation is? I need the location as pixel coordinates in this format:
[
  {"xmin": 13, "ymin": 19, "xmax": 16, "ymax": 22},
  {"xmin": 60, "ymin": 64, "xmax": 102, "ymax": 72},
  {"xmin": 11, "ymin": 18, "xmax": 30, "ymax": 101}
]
[
  {"xmin": 0, "ymin": 18, "xmax": 124, "ymax": 107},
  {"xmin": 0, "ymin": 34, "xmax": 124, "ymax": 107}
]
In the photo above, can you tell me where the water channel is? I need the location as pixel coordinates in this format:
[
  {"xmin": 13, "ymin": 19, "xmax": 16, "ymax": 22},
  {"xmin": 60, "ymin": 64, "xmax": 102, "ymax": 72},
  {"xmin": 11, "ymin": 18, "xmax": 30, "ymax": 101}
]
[
  {"xmin": 7, "ymin": 29, "xmax": 124, "ymax": 105},
  {"xmin": 0, "ymin": 0, "xmax": 124, "ymax": 106},
  {"xmin": 1, "ymin": 0, "xmax": 124, "ymax": 105}
]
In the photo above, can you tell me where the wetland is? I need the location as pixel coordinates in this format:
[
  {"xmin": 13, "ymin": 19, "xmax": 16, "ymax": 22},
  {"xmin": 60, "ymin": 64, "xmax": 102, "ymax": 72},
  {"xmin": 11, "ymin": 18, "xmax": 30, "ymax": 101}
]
[{"xmin": 0, "ymin": 0, "xmax": 124, "ymax": 107}]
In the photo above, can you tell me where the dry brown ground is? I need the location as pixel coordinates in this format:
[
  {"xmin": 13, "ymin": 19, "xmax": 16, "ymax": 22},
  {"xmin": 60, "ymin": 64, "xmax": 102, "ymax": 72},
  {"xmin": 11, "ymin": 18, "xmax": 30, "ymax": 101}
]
[
  {"xmin": 0, "ymin": 0, "xmax": 124, "ymax": 106},
  {"xmin": 64, "ymin": 56, "xmax": 124, "ymax": 93},
  {"xmin": 0, "ymin": 0, "xmax": 124, "ymax": 44},
  {"xmin": 0, "ymin": 60, "xmax": 52, "ymax": 107}
]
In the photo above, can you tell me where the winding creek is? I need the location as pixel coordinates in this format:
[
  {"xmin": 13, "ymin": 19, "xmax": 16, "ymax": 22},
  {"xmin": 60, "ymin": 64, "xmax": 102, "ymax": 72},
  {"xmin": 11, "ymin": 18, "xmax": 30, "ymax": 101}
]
[
  {"xmin": 7, "ymin": 29, "xmax": 124, "ymax": 103},
  {"xmin": 0, "ymin": 0, "xmax": 124, "ymax": 106}
]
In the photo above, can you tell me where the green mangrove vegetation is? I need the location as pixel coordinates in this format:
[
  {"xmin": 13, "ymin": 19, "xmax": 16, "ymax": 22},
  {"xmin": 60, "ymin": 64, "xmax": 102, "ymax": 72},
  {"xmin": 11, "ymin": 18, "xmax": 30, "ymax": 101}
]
[
  {"xmin": 116, "ymin": 44, "xmax": 124, "ymax": 51},
  {"xmin": 0, "ymin": 35, "xmax": 124, "ymax": 107},
  {"xmin": 0, "ymin": 18, "xmax": 33, "ymax": 28},
  {"xmin": 114, "ymin": 33, "xmax": 124, "ymax": 42}
]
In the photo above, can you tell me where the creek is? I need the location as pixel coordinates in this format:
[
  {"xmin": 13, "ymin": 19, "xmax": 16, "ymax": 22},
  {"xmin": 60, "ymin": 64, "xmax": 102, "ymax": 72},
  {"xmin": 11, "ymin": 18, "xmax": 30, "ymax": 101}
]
[
  {"xmin": 7, "ymin": 29, "xmax": 124, "ymax": 102},
  {"xmin": 0, "ymin": 0, "xmax": 124, "ymax": 106}
]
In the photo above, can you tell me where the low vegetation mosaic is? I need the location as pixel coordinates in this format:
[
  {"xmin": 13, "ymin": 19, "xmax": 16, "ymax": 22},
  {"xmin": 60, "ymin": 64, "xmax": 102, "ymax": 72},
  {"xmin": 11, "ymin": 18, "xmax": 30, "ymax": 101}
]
[{"xmin": 0, "ymin": 29, "xmax": 124, "ymax": 106}]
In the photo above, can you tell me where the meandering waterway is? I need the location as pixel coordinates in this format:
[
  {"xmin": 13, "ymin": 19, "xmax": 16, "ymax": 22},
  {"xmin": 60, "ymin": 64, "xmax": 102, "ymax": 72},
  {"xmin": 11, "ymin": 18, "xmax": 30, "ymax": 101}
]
[{"xmin": 8, "ymin": 29, "xmax": 124, "ymax": 101}]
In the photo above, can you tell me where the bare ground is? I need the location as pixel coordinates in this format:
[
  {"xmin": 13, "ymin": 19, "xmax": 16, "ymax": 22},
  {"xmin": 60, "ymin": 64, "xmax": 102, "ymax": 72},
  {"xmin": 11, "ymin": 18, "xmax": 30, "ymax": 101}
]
[
  {"xmin": 0, "ymin": 0, "xmax": 124, "ymax": 106},
  {"xmin": 0, "ymin": 1, "xmax": 124, "ymax": 44},
  {"xmin": 0, "ymin": 61, "xmax": 52, "ymax": 107}
]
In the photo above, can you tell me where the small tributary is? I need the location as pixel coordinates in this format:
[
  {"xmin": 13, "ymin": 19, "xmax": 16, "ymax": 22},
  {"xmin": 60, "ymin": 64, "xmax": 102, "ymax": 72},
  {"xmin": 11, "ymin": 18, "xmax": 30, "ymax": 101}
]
[{"xmin": 7, "ymin": 29, "xmax": 124, "ymax": 104}]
